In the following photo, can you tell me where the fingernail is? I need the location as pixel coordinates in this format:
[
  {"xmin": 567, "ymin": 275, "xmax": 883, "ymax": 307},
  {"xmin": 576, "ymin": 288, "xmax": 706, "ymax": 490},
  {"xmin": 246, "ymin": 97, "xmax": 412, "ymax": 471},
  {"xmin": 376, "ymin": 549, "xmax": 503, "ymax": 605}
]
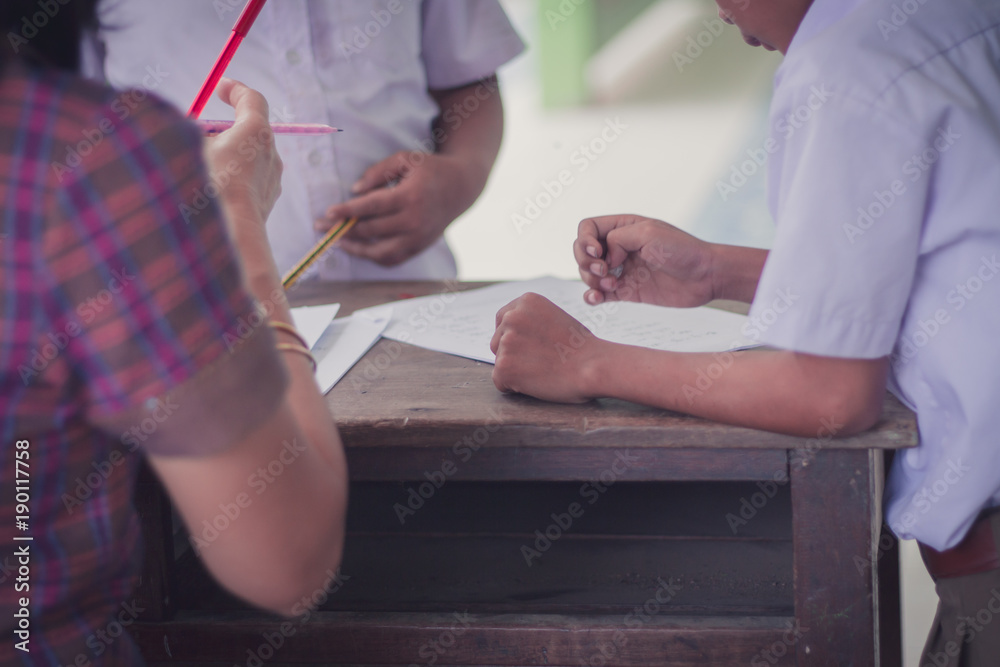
[
  {"xmin": 585, "ymin": 291, "xmax": 599, "ymax": 305},
  {"xmin": 350, "ymin": 182, "xmax": 363, "ymax": 194},
  {"xmin": 590, "ymin": 262, "xmax": 604, "ymax": 277},
  {"xmin": 600, "ymin": 277, "xmax": 615, "ymax": 291},
  {"xmin": 586, "ymin": 246, "xmax": 600, "ymax": 258}
]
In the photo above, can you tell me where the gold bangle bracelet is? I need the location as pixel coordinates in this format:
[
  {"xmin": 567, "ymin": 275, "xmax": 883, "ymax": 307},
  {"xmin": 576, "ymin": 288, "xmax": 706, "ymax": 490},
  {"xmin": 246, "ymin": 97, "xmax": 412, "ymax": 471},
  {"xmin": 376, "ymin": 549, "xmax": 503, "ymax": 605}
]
[
  {"xmin": 268, "ymin": 320, "xmax": 310, "ymax": 349},
  {"xmin": 275, "ymin": 342, "xmax": 318, "ymax": 373}
]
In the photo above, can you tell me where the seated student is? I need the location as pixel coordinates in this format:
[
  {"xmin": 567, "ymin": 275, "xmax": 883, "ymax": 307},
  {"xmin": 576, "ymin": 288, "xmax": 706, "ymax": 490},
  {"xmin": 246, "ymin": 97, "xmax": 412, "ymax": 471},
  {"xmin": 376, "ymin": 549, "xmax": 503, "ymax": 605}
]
[
  {"xmin": 0, "ymin": 2, "xmax": 347, "ymax": 665},
  {"xmin": 492, "ymin": 0, "xmax": 1000, "ymax": 664}
]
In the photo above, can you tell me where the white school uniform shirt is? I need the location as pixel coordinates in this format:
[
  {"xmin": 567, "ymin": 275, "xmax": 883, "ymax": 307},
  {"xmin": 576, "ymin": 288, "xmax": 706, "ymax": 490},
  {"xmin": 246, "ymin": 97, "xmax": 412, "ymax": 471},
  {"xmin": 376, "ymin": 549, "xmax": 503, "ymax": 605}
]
[
  {"xmin": 93, "ymin": 0, "xmax": 523, "ymax": 280},
  {"xmin": 748, "ymin": 0, "xmax": 1000, "ymax": 550}
]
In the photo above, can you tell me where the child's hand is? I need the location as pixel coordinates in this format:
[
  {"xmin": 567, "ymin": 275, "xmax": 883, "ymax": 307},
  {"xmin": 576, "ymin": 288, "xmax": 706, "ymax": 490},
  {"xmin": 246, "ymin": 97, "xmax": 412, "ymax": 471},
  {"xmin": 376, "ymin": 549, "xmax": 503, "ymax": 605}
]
[
  {"xmin": 317, "ymin": 151, "xmax": 473, "ymax": 267},
  {"xmin": 491, "ymin": 293, "xmax": 606, "ymax": 403},
  {"xmin": 574, "ymin": 215, "xmax": 716, "ymax": 307}
]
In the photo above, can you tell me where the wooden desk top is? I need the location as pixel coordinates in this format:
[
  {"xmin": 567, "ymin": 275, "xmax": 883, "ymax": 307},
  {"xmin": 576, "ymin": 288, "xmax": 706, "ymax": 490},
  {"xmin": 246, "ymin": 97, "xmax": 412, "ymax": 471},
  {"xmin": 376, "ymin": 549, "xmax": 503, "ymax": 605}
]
[{"xmin": 287, "ymin": 280, "xmax": 916, "ymax": 481}]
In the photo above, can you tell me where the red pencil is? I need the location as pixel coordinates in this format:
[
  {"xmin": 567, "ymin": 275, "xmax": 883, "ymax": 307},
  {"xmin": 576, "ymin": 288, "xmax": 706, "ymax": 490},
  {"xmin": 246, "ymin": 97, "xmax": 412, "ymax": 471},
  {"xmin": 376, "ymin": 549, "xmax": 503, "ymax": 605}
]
[{"xmin": 187, "ymin": 0, "xmax": 268, "ymax": 119}]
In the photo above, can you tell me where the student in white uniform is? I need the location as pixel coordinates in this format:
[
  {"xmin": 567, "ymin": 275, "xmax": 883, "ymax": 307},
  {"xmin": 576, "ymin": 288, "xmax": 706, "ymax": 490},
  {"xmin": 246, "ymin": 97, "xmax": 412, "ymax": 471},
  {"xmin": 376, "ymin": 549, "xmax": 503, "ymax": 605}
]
[
  {"xmin": 90, "ymin": 0, "xmax": 523, "ymax": 280},
  {"xmin": 491, "ymin": 0, "xmax": 1000, "ymax": 664}
]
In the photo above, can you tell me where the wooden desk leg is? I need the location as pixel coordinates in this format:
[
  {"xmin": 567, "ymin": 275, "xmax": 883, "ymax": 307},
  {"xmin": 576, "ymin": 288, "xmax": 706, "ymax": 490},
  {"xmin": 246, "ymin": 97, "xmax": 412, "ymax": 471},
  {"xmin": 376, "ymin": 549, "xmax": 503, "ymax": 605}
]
[
  {"xmin": 133, "ymin": 461, "xmax": 174, "ymax": 621},
  {"xmin": 790, "ymin": 448, "xmax": 900, "ymax": 667}
]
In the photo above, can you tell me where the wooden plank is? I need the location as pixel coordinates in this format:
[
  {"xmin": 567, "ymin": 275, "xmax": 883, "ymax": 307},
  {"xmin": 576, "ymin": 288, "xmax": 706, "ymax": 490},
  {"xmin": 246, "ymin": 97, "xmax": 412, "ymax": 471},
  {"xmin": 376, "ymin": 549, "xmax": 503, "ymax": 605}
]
[
  {"xmin": 174, "ymin": 533, "xmax": 793, "ymax": 616},
  {"xmin": 131, "ymin": 612, "xmax": 798, "ymax": 666},
  {"xmin": 133, "ymin": 461, "xmax": 174, "ymax": 621},
  {"xmin": 790, "ymin": 448, "xmax": 895, "ymax": 666},
  {"xmin": 345, "ymin": 445, "xmax": 789, "ymax": 482},
  {"xmin": 342, "ymin": 481, "xmax": 793, "ymax": 540},
  {"xmin": 877, "ymin": 523, "xmax": 902, "ymax": 667}
]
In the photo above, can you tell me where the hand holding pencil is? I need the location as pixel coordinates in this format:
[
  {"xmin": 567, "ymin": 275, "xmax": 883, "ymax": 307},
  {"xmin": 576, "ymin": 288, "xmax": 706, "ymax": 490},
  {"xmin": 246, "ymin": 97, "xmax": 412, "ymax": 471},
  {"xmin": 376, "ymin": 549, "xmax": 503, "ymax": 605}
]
[
  {"xmin": 201, "ymin": 79, "xmax": 284, "ymax": 237},
  {"xmin": 187, "ymin": 0, "xmax": 351, "ymax": 290}
]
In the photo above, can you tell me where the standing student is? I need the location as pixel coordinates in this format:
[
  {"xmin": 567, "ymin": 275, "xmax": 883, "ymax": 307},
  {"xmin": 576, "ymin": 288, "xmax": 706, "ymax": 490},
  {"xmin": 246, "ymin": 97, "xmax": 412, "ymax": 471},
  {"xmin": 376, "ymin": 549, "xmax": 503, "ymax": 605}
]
[
  {"xmin": 89, "ymin": 0, "xmax": 524, "ymax": 280},
  {"xmin": 0, "ymin": 2, "xmax": 347, "ymax": 665},
  {"xmin": 491, "ymin": 0, "xmax": 1000, "ymax": 664}
]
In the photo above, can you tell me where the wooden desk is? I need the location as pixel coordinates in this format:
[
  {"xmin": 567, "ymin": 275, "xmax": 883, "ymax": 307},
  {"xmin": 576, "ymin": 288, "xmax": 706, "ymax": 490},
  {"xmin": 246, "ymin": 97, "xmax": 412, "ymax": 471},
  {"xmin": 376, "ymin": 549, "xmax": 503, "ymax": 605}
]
[{"xmin": 131, "ymin": 281, "xmax": 916, "ymax": 666}]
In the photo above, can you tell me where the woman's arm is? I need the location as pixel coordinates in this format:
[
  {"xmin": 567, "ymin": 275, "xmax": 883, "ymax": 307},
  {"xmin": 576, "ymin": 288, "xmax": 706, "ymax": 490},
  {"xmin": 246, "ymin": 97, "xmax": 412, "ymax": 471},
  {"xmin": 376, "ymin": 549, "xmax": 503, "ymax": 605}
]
[{"xmin": 147, "ymin": 81, "xmax": 347, "ymax": 616}]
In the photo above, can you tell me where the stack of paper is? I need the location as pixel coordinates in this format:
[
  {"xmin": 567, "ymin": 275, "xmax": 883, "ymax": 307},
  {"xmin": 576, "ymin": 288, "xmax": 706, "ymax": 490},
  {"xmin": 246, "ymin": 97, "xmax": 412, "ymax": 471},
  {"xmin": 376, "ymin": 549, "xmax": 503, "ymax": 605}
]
[{"xmin": 354, "ymin": 277, "xmax": 758, "ymax": 364}]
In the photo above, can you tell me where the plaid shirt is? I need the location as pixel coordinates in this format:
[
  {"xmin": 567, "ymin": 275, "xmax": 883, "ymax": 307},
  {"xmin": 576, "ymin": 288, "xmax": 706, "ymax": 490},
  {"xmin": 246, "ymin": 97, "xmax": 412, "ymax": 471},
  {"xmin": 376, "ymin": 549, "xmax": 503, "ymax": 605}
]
[{"xmin": 0, "ymin": 64, "xmax": 286, "ymax": 665}]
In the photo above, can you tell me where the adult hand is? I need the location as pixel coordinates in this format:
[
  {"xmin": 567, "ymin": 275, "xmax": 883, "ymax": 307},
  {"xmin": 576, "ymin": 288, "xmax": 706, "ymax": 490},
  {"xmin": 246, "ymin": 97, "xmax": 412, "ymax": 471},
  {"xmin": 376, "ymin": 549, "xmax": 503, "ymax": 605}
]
[
  {"xmin": 201, "ymin": 78, "xmax": 284, "ymax": 292},
  {"xmin": 318, "ymin": 150, "xmax": 475, "ymax": 267},
  {"xmin": 574, "ymin": 215, "xmax": 717, "ymax": 308},
  {"xmin": 202, "ymin": 78, "xmax": 283, "ymax": 236},
  {"xmin": 491, "ymin": 293, "xmax": 607, "ymax": 403}
]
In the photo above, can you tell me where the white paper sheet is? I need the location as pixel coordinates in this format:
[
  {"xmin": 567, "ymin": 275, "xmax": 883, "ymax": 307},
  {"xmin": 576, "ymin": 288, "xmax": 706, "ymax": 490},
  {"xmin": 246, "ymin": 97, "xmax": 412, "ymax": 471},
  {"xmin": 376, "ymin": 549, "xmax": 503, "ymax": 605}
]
[
  {"xmin": 361, "ymin": 277, "xmax": 758, "ymax": 364},
  {"xmin": 290, "ymin": 304, "xmax": 340, "ymax": 348},
  {"xmin": 311, "ymin": 306, "xmax": 392, "ymax": 393}
]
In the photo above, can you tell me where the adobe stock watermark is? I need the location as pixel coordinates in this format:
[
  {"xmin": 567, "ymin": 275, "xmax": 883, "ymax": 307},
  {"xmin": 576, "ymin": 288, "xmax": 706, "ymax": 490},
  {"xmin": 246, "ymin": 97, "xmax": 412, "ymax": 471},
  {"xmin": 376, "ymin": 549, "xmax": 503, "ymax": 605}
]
[
  {"xmin": 750, "ymin": 620, "xmax": 809, "ymax": 666},
  {"xmin": 853, "ymin": 524, "xmax": 898, "ymax": 576},
  {"xmin": 544, "ymin": 0, "xmax": 587, "ymax": 31},
  {"xmin": 80, "ymin": 599, "xmax": 145, "ymax": 663},
  {"xmin": 512, "ymin": 117, "xmax": 629, "ymax": 235},
  {"xmin": 6, "ymin": 0, "xmax": 74, "ymax": 54},
  {"xmin": 877, "ymin": 0, "xmax": 933, "ymax": 40},
  {"xmin": 521, "ymin": 450, "xmax": 639, "ymax": 566},
  {"xmin": 672, "ymin": 17, "xmax": 728, "ymax": 72},
  {"xmin": 726, "ymin": 416, "xmax": 844, "ymax": 535},
  {"xmin": 682, "ymin": 287, "xmax": 798, "ymax": 404},
  {"xmin": 843, "ymin": 125, "xmax": 960, "ymax": 244},
  {"xmin": 392, "ymin": 407, "xmax": 506, "ymax": 524},
  {"xmin": 889, "ymin": 458, "xmax": 971, "ymax": 537},
  {"xmin": 17, "ymin": 267, "xmax": 137, "ymax": 385},
  {"xmin": 583, "ymin": 578, "xmax": 683, "ymax": 667},
  {"xmin": 892, "ymin": 254, "xmax": 998, "ymax": 367},
  {"xmin": 741, "ymin": 287, "xmax": 799, "ymax": 342},
  {"xmin": 222, "ymin": 287, "xmax": 291, "ymax": 352},
  {"xmin": 180, "ymin": 124, "xmax": 276, "ymax": 224},
  {"xmin": 553, "ymin": 300, "xmax": 622, "ymax": 364},
  {"xmin": 239, "ymin": 568, "xmax": 351, "ymax": 667},
  {"xmin": 679, "ymin": 350, "xmax": 742, "ymax": 404},
  {"xmin": 554, "ymin": 247, "xmax": 671, "ymax": 364},
  {"xmin": 371, "ymin": 75, "xmax": 501, "ymax": 193},
  {"xmin": 349, "ymin": 280, "xmax": 462, "ymax": 392},
  {"xmin": 406, "ymin": 612, "xmax": 473, "ymax": 667},
  {"xmin": 50, "ymin": 66, "xmax": 170, "ymax": 182},
  {"xmin": 717, "ymin": 84, "xmax": 833, "ymax": 202},
  {"xmin": 60, "ymin": 398, "xmax": 179, "ymax": 514},
  {"xmin": 923, "ymin": 588, "xmax": 1000, "ymax": 667},
  {"xmin": 338, "ymin": 0, "xmax": 411, "ymax": 59},
  {"xmin": 190, "ymin": 438, "xmax": 309, "ymax": 553}
]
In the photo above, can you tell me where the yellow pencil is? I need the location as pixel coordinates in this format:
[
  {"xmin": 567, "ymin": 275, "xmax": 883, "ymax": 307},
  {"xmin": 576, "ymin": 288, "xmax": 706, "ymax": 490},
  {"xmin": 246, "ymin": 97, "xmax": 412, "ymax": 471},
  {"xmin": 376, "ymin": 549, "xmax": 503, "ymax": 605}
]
[{"xmin": 281, "ymin": 217, "xmax": 358, "ymax": 289}]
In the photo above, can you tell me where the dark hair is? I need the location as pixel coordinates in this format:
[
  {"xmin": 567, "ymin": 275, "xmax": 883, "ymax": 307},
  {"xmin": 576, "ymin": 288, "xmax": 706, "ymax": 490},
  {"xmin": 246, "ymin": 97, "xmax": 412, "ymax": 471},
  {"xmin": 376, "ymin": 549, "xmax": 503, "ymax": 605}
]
[{"xmin": 1, "ymin": 0, "xmax": 101, "ymax": 71}]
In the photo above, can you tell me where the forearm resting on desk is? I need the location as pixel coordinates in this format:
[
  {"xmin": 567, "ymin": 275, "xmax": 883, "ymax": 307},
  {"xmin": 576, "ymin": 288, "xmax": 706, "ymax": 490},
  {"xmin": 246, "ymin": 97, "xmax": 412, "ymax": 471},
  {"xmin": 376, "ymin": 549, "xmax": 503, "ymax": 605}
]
[{"xmin": 492, "ymin": 293, "xmax": 889, "ymax": 438}]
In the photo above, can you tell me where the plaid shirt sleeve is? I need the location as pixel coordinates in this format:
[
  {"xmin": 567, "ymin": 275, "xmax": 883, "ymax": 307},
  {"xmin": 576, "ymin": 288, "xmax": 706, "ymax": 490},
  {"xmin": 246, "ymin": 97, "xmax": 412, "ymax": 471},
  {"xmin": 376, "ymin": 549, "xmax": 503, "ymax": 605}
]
[{"xmin": 40, "ymin": 86, "xmax": 288, "ymax": 457}]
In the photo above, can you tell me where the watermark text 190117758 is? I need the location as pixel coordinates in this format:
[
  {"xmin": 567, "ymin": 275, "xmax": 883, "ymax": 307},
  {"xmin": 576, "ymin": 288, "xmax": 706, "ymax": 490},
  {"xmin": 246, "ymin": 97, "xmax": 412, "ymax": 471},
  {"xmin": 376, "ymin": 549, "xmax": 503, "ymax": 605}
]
[{"xmin": 12, "ymin": 439, "xmax": 33, "ymax": 653}]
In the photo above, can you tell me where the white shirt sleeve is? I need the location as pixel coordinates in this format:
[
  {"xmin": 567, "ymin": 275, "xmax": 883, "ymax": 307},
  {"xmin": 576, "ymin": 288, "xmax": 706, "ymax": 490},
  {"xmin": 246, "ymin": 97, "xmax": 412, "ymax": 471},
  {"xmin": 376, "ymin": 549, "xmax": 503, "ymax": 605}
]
[
  {"xmin": 420, "ymin": 0, "xmax": 525, "ymax": 90},
  {"xmin": 750, "ymin": 85, "xmax": 933, "ymax": 359}
]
